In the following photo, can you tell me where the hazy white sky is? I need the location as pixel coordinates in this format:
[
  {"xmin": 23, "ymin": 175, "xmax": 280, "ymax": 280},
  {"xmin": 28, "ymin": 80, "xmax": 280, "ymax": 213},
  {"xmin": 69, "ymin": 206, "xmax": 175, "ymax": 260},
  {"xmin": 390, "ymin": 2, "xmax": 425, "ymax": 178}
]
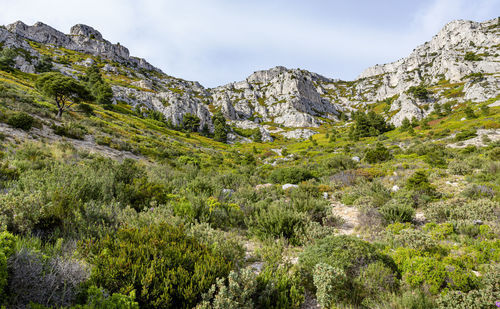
[{"xmin": 1, "ymin": 0, "xmax": 498, "ymax": 87}]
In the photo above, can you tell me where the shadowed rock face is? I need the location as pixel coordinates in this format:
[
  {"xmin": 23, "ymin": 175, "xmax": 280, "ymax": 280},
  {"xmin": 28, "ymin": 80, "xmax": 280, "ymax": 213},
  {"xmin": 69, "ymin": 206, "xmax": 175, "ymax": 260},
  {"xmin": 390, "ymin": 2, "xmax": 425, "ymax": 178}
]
[{"xmin": 1, "ymin": 17, "xmax": 498, "ymax": 140}]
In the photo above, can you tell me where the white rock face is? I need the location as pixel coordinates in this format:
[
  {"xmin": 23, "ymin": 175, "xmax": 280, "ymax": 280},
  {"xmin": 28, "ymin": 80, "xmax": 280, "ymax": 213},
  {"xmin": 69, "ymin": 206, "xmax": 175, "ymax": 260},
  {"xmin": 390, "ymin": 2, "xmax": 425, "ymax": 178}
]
[
  {"xmin": 6, "ymin": 21, "xmax": 157, "ymax": 72},
  {"xmin": 281, "ymin": 129, "xmax": 318, "ymax": 140},
  {"xmin": 282, "ymin": 184, "xmax": 299, "ymax": 190},
  {"xmin": 211, "ymin": 66, "xmax": 341, "ymax": 128},
  {"xmin": 389, "ymin": 93, "xmax": 426, "ymax": 126}
]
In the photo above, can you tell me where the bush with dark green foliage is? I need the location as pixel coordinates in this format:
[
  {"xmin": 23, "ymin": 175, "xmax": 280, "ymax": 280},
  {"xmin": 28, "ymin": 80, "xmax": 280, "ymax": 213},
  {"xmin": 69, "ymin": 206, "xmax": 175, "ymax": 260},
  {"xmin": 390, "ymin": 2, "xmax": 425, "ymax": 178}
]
[
  {"xmin": 0, "ymin": 231, "xmax": 16, "ymax": 300},
  {"xmin": 406, "ymin": 170, "xmax": 438, "ymax": 199},
  {"xmin": 268, "ymin": 166, "xmax": 314, "ymax": 184},
  {"xmin": 380, "ymin": 201, "xmax": 415, "ymax": 223},
  {"xmin": 299, "ymin": 235, "xmax": 397, "ymax": 305},
  {"xmin": 52, "ymin": 122, "xmax": 88, "ymax": 140},
  {"xmin": 464, "ymin": 51, "xmax": 482, "ymax": 61},
  {"xmin": 182, "ymin": 113, "xmax": 201, "ymax": 132},
  {"xmin": 247, "ymin": 203, "xmax": 306, "ymax": 245},
  {"xmin": 0, "ymin": 47, "xmax": 16, "ymax": 72},
  {"xmin": 212, "ymin": 111, "xmax": 228, "ymax": 143},
  {"xmin": 7, "ymin": 112, "xmax": 34, "ymax": 131},
  {"xmin": 322, "ymin": 155, "xmax": 358, "ymax": 174},
  {"xmin": 349, "ymin": 111, "xmax": 393, "ymax": 139},
  {"xmin": 364, "ymin": 142, "xmax": 392, "ymax": 163},
  {"xmin": 82, "ymin": 65, "xmax": 113, "ymax": 105},
  {"xmin": 80, "ymin": 224, "xmax": 233, "ymax": 309},
  {"xmin": 408, "ymin": 84, "xmax": 429, "ymax": 100},
  {"xmin": 35, "ymin": 55, "xmax": 53, "ymax": 73},
  {"xmin": 71, "ymin": 286, "xmax": 139, "ymax": 309},
  {"xmin": 454, "ymin": 128, "xmax": 477, "ymax": 141}
]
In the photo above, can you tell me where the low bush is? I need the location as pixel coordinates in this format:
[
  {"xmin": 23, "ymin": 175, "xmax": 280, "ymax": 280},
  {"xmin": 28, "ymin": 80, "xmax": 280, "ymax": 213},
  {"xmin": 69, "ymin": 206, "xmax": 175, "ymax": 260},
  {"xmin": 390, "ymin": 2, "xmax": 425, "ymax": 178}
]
[
  {"xmin": 425, "ymin": 198, "xmax": 499, "ymax": 224},
  {"xmin": 364, "ymin": 142, "xmax": 392, "ymax": 163},
  {"xmin": 80, "ymin": 224, "xmax": 233, "ymax": 309},
  {"xmin": 72, "ymin": 286, "xmax": 139, "ymax": 309},
  {"xmin": 268, "ymin": 166, "xmax": 314, "ymax": 184},
  {"xmin": 299, "ymin": 235, "xmax": 396, "ymax": 302},
  {"xmin": 379, "ymin": 201, "xmax": 415, "ymax": 224},
  {"xmin": 247, "ymin": 203, "xmax": 306, "ymax": 245},
  {"xmin": 52, "ymin": 122, "xmax": 88, "ymax": 140},
  {"xmin": 7, "ymin": 112, "xmax": 34, "ymax": 131},
  {"xmin": 454, "ymin": 128, "xmax": 477, "ymax": 141}
]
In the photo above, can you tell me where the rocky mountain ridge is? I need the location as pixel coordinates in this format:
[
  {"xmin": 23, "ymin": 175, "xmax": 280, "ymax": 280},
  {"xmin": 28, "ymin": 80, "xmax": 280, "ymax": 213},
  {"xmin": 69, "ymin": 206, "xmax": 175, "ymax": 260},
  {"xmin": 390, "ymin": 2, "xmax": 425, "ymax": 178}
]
[{"xmin": 1, "ymin": 18, "xmax": 499, "ymax": 140}]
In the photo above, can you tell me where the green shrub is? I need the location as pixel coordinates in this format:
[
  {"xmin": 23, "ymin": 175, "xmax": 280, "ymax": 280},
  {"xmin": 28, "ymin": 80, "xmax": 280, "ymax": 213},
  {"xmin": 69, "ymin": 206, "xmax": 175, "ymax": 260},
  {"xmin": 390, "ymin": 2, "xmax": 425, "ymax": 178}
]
[
  {"xmin": 341, "ymin": 179, "xmax": 391, "ymax": 208},
  {"xmin": 7, "ymin": 112, "xmax": 34, "ymax": 131},
  {"xmin": 300, "ymin": 235, "xmax": 396, "ymax": 306},
  {"xmin": 454, "ymin": 128, "xmax": 477, "ymax": 141},
  {"xmin": 379, "ymin": 290, "xmax": 436, "ymax": 309},
  {"xmin": 391, "ymin": 228, "xmax": 439, "ymax": 252},
  {"xmin": 354, "ymin": 261, "xmax": 399, "ymax": 304},
  {"xmin": 322, "ymin": 155, "xmax": 357, "ymax": 172},
  {"xmin": 52, "ymin": 122, "xmax": 88, "ymax": 140},
  {"xmin": 349, "ymin": 111, "xmax": 393, "ymax": 139},
  {"xmin": 313, "ymin": 263, "xmax": 347, "ymax": 308},
  {"xmin": 402, "ymin": 256, "xmax": 447, "ymax": 294},
  {"xmin": 436, "ymin": 264, "xmax": 499, "ymax": 308},
  {"xmin": 299, "ymin": 235, "xmax": 395, "ymax": 287},
  {"xmin": 247, "ymin": 203, "xmax": 306, "ymax": 245},
  {"xmin": 379, "ymin": 201, "xmax": 415, "ymax": 223},
  {"xmin": 408, "ymin": 84, "xmax": 429, "ymax": 100},
  {"xmin": 255, "ymin": 264, "xmax": 304, "ymax": 309},
  {"xmin": 364, "ymin": 142, "xmax": 392, "ymax": 163},
  {"xmin": 268, "ymin": 167, "xmax": 314, "ymax": 184},
  {"xmin": 464, "ymin": 52, "xmax": 482, "ymax": 61},
  {"xmin": 0, "ymin": 231, "xmax": 16, "ymax": 299},
  {"xmin": 406, "ymin": 170, "xmax": 438, "ymax": 199},
  {"xmin": 72, "ymin": 286, "xmax": 139, "ymax": 309},
  {"xmin": 80, "ymin": 224, "xmax": 233, "ymax": 309}
]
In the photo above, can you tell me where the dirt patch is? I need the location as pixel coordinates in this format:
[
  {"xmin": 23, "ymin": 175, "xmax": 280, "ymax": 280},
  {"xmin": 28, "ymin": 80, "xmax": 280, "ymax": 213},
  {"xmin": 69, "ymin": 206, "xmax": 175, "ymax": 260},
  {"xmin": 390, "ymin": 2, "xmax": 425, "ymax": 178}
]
[{"xmin": 331, "ymin": 201, "xmax": 361, "ymax": 235}]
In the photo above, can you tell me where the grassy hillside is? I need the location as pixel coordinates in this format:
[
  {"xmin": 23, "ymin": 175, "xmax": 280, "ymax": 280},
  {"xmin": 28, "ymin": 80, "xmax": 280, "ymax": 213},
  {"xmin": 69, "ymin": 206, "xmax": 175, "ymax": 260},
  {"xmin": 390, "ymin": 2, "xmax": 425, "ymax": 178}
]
[{"xmin": 0, "ymin": 43, "xmax": 499, "ymax": 308}]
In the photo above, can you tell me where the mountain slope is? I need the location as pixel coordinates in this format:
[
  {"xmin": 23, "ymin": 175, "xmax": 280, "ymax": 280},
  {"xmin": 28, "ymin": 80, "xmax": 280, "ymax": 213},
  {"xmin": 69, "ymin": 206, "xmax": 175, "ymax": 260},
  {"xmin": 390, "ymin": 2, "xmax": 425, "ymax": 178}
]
[{"xmin": 0, "ymin": 17, "xmax": 499, "ymax": 139}]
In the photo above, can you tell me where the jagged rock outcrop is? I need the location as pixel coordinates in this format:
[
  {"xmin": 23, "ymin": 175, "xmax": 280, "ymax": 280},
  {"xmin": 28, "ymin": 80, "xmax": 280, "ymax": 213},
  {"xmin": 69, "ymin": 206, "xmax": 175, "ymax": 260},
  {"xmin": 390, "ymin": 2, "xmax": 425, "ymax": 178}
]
[
  {"xmin": 388, "ymin": 94, "xmax": 426, "ymax": 126},
  {"xmin": 6, "ymin": 21, "xmax": 157, "ymax": 71},
  {"xmin": 211, "ymin": 66, "xmax": 342, "ymax": 128}
]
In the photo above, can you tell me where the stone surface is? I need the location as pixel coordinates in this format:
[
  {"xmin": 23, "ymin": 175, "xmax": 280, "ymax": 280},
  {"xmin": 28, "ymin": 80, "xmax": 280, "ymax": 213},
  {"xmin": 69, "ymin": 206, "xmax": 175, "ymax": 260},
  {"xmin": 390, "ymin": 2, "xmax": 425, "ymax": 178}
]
[{"xmin": 282, "ymin": 184, "xmax": 299, "ymax": 190}]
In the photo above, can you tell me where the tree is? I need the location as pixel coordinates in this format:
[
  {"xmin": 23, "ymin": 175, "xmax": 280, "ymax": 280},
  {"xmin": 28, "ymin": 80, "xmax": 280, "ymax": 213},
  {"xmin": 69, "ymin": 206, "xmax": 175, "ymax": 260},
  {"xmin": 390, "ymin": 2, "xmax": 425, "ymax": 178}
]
[
  {"xmin": 400, "ymin": 118, "xmax": 411, "ymax": 132},
  {"xmin": 252, "ymin": 129, "xmax": 262, "ymax": 142},
  {"xmin": 83, "ymin": 65, "xmax": 113, "ymax": 105},
  {"xmin": 464, "ymin": 106, "xmax": 476, "ymax": 119},
  {"xmin": 36, "ymin": 72, "xmax": 92, "ymax": 118},
  {"xmin": 35, "ymin": 55, "xmax": 53, "ymax": 73},
  {"xmin": 0, "ymin": 48, "xmax": 16, "ymax": 72},
  {"xmin": 349, "ymin": 111, "xmax": 393, "ymax": 139},
  {"xmin": 212, "ymin": 111, "xmax": 228, "ymax": 143},
  {"xmin": 182, "ymin": 113, "xmax": 201, "ymax": 132},
  {"xmin": 407, "ymin": 84, "xmax": 429, "ymax": 100}
]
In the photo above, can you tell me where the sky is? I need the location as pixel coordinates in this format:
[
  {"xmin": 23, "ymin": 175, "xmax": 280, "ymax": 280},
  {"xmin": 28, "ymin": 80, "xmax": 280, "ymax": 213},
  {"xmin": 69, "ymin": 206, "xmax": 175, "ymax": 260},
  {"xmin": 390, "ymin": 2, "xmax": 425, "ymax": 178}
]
[{"xmin": 0, "ymin": 0, "xmax": 499, "ymax": 87}]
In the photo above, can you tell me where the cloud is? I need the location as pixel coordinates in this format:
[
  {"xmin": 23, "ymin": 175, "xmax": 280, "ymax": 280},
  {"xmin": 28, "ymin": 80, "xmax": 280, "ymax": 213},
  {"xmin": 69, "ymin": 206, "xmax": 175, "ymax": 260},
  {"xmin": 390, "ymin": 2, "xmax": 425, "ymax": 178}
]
[{"xmin": 0, "ymin": 0, "xmax": 498, "ymax": 87}]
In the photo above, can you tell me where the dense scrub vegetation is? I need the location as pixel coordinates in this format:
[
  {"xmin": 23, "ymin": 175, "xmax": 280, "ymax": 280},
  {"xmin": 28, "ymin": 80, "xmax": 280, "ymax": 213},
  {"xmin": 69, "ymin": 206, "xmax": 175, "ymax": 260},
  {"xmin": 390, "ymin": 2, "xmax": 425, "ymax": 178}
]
[{"xmin": 0, "ymin": 44, "xmax": 499, "ymax": 308}]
